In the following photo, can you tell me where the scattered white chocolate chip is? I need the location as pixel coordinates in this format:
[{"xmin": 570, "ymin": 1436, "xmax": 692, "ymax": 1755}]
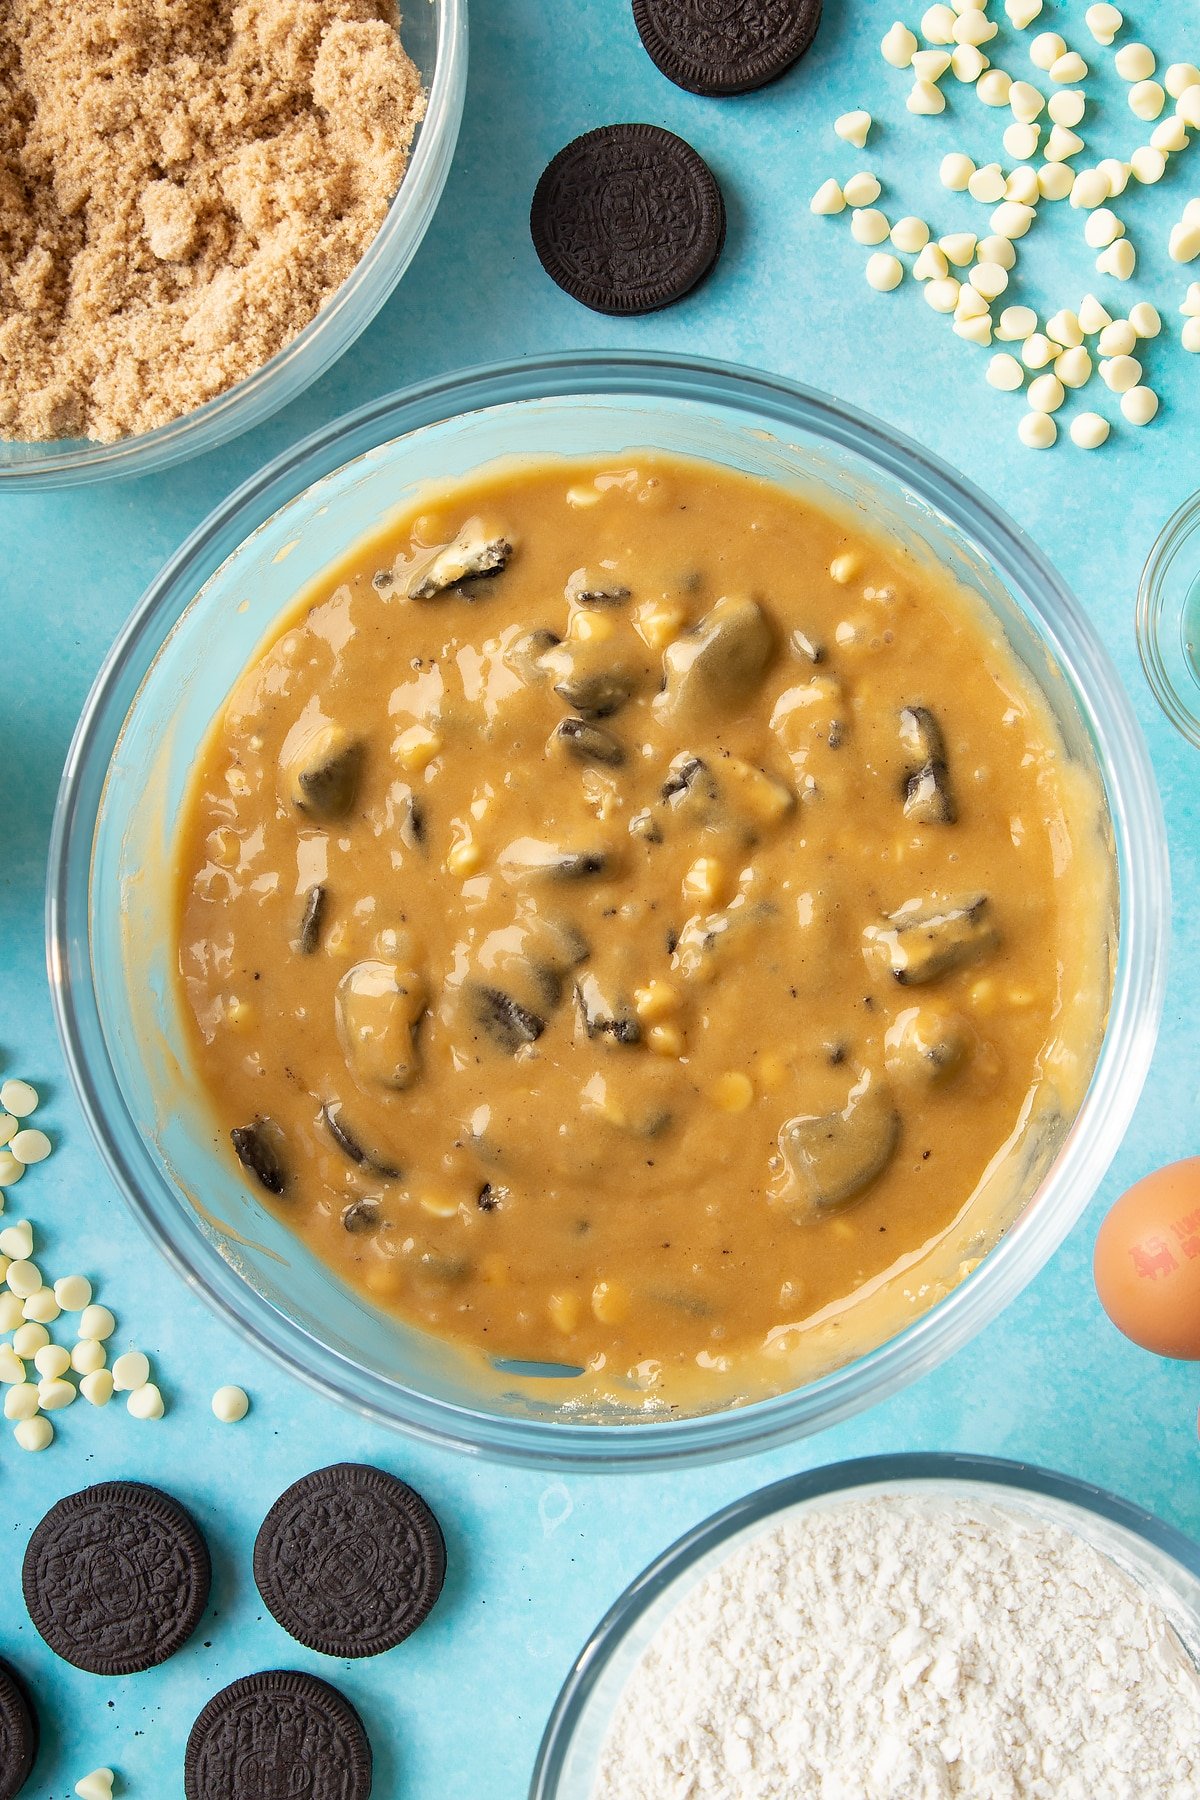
[
  {"xmin": 9, "ymin": 1129, "xmax": 50, "ymax": 1165},
  {"xmin": 1070, "ymin": 411, "xmax": 1110, "ymax": 447},
  {"xmin": 0, "ymin": 1115, "xmax": 14, "ymax": 1149},
  {"xmin": 978, "ymin": 234, "xmax": 1016, "ymax": 269},
  {"xmin": 843, "ymin": 171, "xmax": 882, "ymax": 206},
  {"xmin": 112, "ymin": 1350, "xmax": 151, "ymax": 1392},
  {"xmin": 0, "ymin": 1294, "xmax": 22, "ymax": 1332},
  {"xmin": 0, "ymin": 1219, "xmax": 33, "ymax": 1259},
  {"xmin": 1009, "ymin": 80, "xmax": 1045, "ymax": 122},
  {"xmin": 951, "ymin": 44, "xmax": 989, "ymax": 83},
  {"xmin": 1048, "ymin": 89, "xmax": 1086, "ymax": 127},
  {"xmin": 0, "ymin": 1151, "xmax": 24, "ymax": 1188},
  {"xmin": 1129, "ymin": 80, "xmax": 1165, "ymax": 122},
  {"xmin": 1005, "ymin": 166, "xmax": 1040, "ymax": 206},
  {"xmin": 953, "ymin": 313, "xmax": 994, "ymax": 346},
  {"xmin": 925, "ymin": 277, "xmax": 962, "ymax": 312},
  {"xmin": 1084, "ymin": 208, "xmax": 1124, "ymax": 249},
  {"xmin": 1018, "ymin": 411, "xmax": 1057, "ymax": 447},
  {"xmin": 6, "ymin": 1260, "xmax": 41, "ymax": 1299},
  {"xmin": 891, "ymin": 216, "xmax": 930, "ymax": 253},
  {"xmin": 1130, "ymin": 146, "xmax": 1166, "ymax": 185},
  {"xmin": 80, "ymin": 1369, "xmax": 114, "ymax": 1406},
  {"xmin": 1098, "ymin": 318, "xmax": 1137, "ymax": 356},
  {"xmin": 1183, "ymin": 317, "xmax": 1200, "ymax": 351},
  {"xmin": 0, "ymin": 1082, "xmax": 38, "ymax": 1118},
  {"xmin": 991, "ymin": 201, "xmax": 1035, "ymax": 239},
  {"xmin": 212, "ymin": 1384, "xmax": 250, "ymax": 1423},
  {"xmin": 1166, "ymin": 64, "xmax": 1200, "ymax": 100},
  {"xmin": 1097, "ymin": 239, "xmax": 1136, "ymax": 280},
  {"xmin": 971, "ymin": 260, "xmax": 1009, "ymax": 299},
  {"xmin": 1030, "ymin": 32, "xmax": 1065, "ymax": 72},
  {"xmin": 852, "ymin": 208, "xmax": 891, "ymax": 246},
  {"xmin": 1121, "ymin": 386, "xmax": 1159, "ymax": 424},
  {"xmin": 953, "ymin": 10, "xmax": 995, "ymax": 48},
  {"xmin": 1021, "ymin": 332, "xmax": 1056, "ymax": 368},
  {"xmin": 1038, "ymin": 161, "xmax": 1075, "ymax": 200},
  {"xmin": 71, "ymin": 1339, "xmax": 106, "ymax": 1375},
  {"xmin": 909, "ymin": 79, "xmax": 948, "ymax": 115},
  {"xmin": 79, "ymin": 1303, "xmax": 116, "ymax": 1341},
  {"xmin": 882, "ymin": 21, "xmax": 918, "ymax": 68},
  {"xmin": 1005, "ymin": 0, "xmax": 1042, "ymax": 27},
  {"xmin": 1028, "ymin": 373, "xmax": 1065, "ymax": 412},
  {"xmin": 4, "ymin": 1383, "xmax": 39, "ymax": 1422},
  {"xmin": 941, "ymin": 153, "xmax": 976, "ymax": 191},
  {"xmin": 922, "ymin": 4, "xmax": 956, "ymax": 45},
  {"xmin": 968, "ymin": 162, "xmax": 1007, "ymax": 202},
  {"xmin": 23, "ymin": 1287, "xmax": 60, "ymax": 1325},
  {"xmin": 1114, "ymin": 42, "xmax": 1155, "ymax": 82},
  {"xmin": 1004, "ymin": 121, "xmax": 1041, "ymax": 159},
  {"xmin": 941, "ymin": 231, "xmax": 978, "ymax": 266},
  {"xmin": 1078, "ymin": 293, "xmax": 1112, "ymax": 333},
  {"xmin": 1128, "ymin": 300, "xmax": 1161, "ymax": 338},
  {"xmin": 1170, "ymin": 219, "xmax": 1200, "ymax": 263},
  {"xmin": 955, "ymin": 285, "xmax": 990, "ymax": 320},
  {"xmin": 12, "ymin": 1321, "xmax": 46, "ymax": 1358},
  {"xmin": 1179, "ymin": 87, "xmax": 1200, "ymax": 130},
  {"xmin": 127, "ymin": 1381, "xmax": 165, "ymax": 1420},
  {"xmin": 14, "ymin": 1415, "xmax": 54, "ymax": 1451},
  {"xmin": 75, "ymin": 1771, "xmax": 115, "ymax": 1800},
  {"xmin": 1100, "ymin": 353, "xmax": 1142, "ymax": 392},
  {"xmin": 997, "ymin": 304, "xmax": 1038, "ymax": 339},
  {"xmin": 1085, "ymin": 4, "xmax": 1122, "ymax": 46},
  {"xmin": 1046, "ymin": 309, "xmax": 1083, "ymax": 347},
  {"xmin": 39, "ymin": 1377, "xmax": 76, "ymax": 1412},
  {"xmin": 1180, "ymin": 283, "xmax": 1200, "ymax": 316},
  {"xmin": 54, "ymin": 1274, "xmax": 92, "ymax": 1311},
  {"xmin": 914, "ymin": 242, "xmax": 949, "ymax": 281},
  {"xmin": 1050, "ymin": 52, "xmax": 1088, "ymax": 85},
  {"xmin": 1096, "ymin": 158, "xmax": 1129, "ymax": 197},
  {"xmin": 811, "ymin": 179, "xmax": 846, "ymax": 216},
  {"xmin": 1151, "ymin": 116, "xmax": 1189, "ymax": 154},
  {"xmin": 987, "ymin": 352, "xmax": 1025, "ymax": 390},
  {"xmin": 0, "ymin": 1347, "xmax": 25, "ymax": 1385},
  {"xmin": 34, "ymin": 1343, "xmax": 71, "ymax": 1381},
  {"xmin": 976, "ymin": 70, "xmax": 1013, "ymax": 107},
  {"xmin": 1045, "ymin": 124, "xmax": 1084, "ymax": 161},
  {"xmin": 912, "ymin": 48, "xmax": 952, "ymax": 83},
  {"xmin": 835, "ymin": 111, "xmax": 873, "ymax": 148},
  {"xmin": 1071, "ymin": 169, "xmax": 1110, "ymax": 209}
]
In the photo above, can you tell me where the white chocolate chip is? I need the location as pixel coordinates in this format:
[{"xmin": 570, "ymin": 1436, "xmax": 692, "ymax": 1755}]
[
  {"xmin": 953, "ymin": 10, "xmax": 995, "ymax": 48},
  {"xmin": 1182, "ymin": 284, "xmax": 1200, "ymax": 317},
  {"xmin": 39, "ymin": 1377, "xmax": 76, "ymax": 1412},
  {"xmin": 851, "ymin": 208, "xmax": 891, "ymax": 246},
  {"xmin": 1021, "ymin": 332, "xmax": 1056, "ymax": 368},
  {"xmin": 1129, "ymin": 81, "xmax": 1165, "ymax": 122},
  {"xmin": 0, "ymin": 1151, "xmax": 24, "ymax": 1188},
  {"xmin": 23, "ymin": 1288, "xmax": 60, "ymax": 1325},
  {"xmin": 941, "ymin": 153, "xmax": 976, "ymax": 191},
  {"xmin": 912, "ymin": 48, "xmax": 952, "ymax": 83},
  {"xmin": 79, "ymin": 1303, "xmax": 116, "ymax": 1341},
  {"xmin": 909, "ymin": 79, "xmax": 948, "ymax": 114},
  {"xmin": 1097, "ymin": 318, "xmax": 1137, "ymax": 356},
  {"xmin": 835, "ymin": 111, "xmax": 872, "ymax": 148},
  {"xmin": 1055, "ymin": 345, "xmax": 1093, "ymax": 387},
  {"xmin": 0, "ymin": 1219, "xmax": 33, "ymax": 1259},
  {"xmin": 75, "ymin": 1771, "xmax": 116, "ymax": 1800},
  {"xmin": 0, "ymin": 1115, "xmax": 14, "ymax": 1149},
  {"xmin": 80, "ymin": 1369, "xmax": 115, "ymax": 1406},
  {"xmin": 0, "ymin": 1082, "xmax": 38, "ymax": 1118},
  {"xmin": 882, "ymin": 21, "xmax": 918, "ymax": 68},
  {"xmin": 1071, "ymin": 168, "xmax": 1111, "ymax": 209},
  {"xmin": 971, "ymin": 260, "xmax": 1010, "ymax": 299},
  {"xmin": 34, "ymin": 1344, "xmax": 70, "ymax": 1381},
  {"xmin": 1046, "ymin": 309, "xmax": 1083, "ymax": 347},
  {"xmin": 1166, "ymin": 64, "xmax": 1200, "ymax": 100},
  {"xmin": 1048, "ymin": 89, "xmax": 1086, "ymax": 127},
  {"xmin": 914, "ymin": 243, "xmax": 950, "ymax": 281},
  {"xmin": 1084, "ymin": 208, "xmax": 1124, "ymax": 248},
  {"xmin": 941, "ymin": 231, "xmax": 978, "ymax": 266},
  {"xmin": 1050, "ymin": 52, "xmax": 1088, "ymax": 85},
  {"xmin": 1100, "ymin": 353, "xmax": 1142, "ymax": 392},
  {"xmin": 3, "ymin": 1383, "xmax": 40, "ymax": 1422},
  {"xmin": 951, "ymin": 44, "xmax": 988, "ymax": 82},
  {"xmin": 212, "ymin": 1384, "xmax": 250, "ymax": 1423},
  {"xmin": 991, "ymin": 201, "xmax": 1035, "ymax": 239},
  {"xmin": 54, "ymin": 1274, "xmax": 92, "ymax": 1311},
  {"xmin": 1028, "ymin": 373, "xmax": 1065, "ymax": 412},
  {"xmin": 1182, "ymin": 317, "xmax": 1200, "ymax": 351},
  {"xmin": 976, "ymin": 70, "xmax": 1013, "ymax": 107},
  {"xmin": 1038, "ymin": 162, "xmax": 1075, "ymax": 200},
  {"xmin": 127, "ymin": 1382, "xmax": 165, "ymax": 1420},
  {"xmin": 1115, "ymin": 42, "xmax": 1155, "ymax": 82},
  {"xmin": 925, "ymin": 277, "xmax": 962, "ymax": 312},
  {"xmin": 1179, "ymin": 87, "xmax": 1200, "ymax": 130},
  {"xmin": 1004, "ymin": 121, "xmax": 1041, "ymax": 159},
  {"xmin": 112, "ymin": 1350, "xmax": 151, "ymax": 1392},
  {"xmin": 1128, "ymin": 300, "xmax": 1161, "ymax": 338},
  {"xmin": 1005, "ymin": 0, "xmax": 1042, "ymax": 26},
  {"xmin": 6, "ymin": 1259, "xmax": 41, "ymax": 1299},
  {"xmin": 1030, "ymin": 32, "xmax": 1064, "ymax": 72},
  {"xmin": 14, "ymin": 1415, "xmax": 54, "ymax": 1451},
  {"xmin": 1151, "ymin": 116, "xmax": 1189, "ymax": 154},
  {"xmin": 0, "ymin": 1347, "xmax": 26, "ymax": 1385},
  {"xmin": 986, "ymin": 352, "xmax": 1025, "ymax": 390},
  {"xmin": 12, "ymin": 1321, "xmax": 46, "ymax": 1358},
  {"xmin": 71, "ymin": 1339, "xmax": 106, "ymax": 1375},
  {"xmin": 1130, "ymin": 147, "xmax": 1166, "ymax": 186},
  {"xmin": 1078, "ymin": 292, "xmax": 1112, "ymax": 333},
  {"xmin": 1085, "ymin": 4, "xmax": 1122, "ymax": 45},
  {"xmin": 955, "ymin": 285, "xmax": 990, "ymax": 320},
  {"xmin": 10, "ymin": 1129, "xmax": 50, "ymax": 1166},
  {"xmin": 891, "ymin": 216, "xmax": 930, "ymax": 253},
  {"xmin": 1044, "ymin": 124, "xmax": 1084, "ymax": 161},
  {"xmin": 978, "ymin": 234, "xmax": 1016, "ymax": 269},
  {"xmin": 968, "ymin": 162, "xmax": 1007, "ymax": 202},
  {"xmin": 997, "ymin": 304, "xmax": 1038, "ymax": 340},
  {"xmin": 1121, "ymin": 386, "xmax": 1159, "ymax": 424},
  {"xmin": 0, "ymin": 1293, "xmax": 23, "ymax": 1332},
  {"xmin": 1005, "ymin": 167, "xmax": 1040, "ymax": 206},
  {"xmin": 843, "ymin": 171, "xmax": 882, "ymax": 206},
  {"xmin": 922, "ymin": 4, "xmax": 957, "ymax": 44},
  {"xmin": 1097, "ymin": 239, "xmax": 1136, "ymax": 279},
  {"xmin": 1009, "ymin": 80, "xmax": 1045, "ymax": 122},
  {"xmin": 1096, "ymin": 158, "xmax": 1129, "ymax": 196},
  {"xmin": 1169, "ymin": 220, "xmax": 1200, "ymax": 263},
  {"xmin": 1018, "ymin": 411, "xmax": 1057, "ymax": 447},
  {"xmin": 810, "ymin": 179, "xmax": 845, "ymax": 216},
  {"xmin": 1070, "ymin": 411, "xmax": 1110, "ymax": 447},
  {"xmin": 953, "ymin": 313, "xmax": 994, "ymax": 346}
]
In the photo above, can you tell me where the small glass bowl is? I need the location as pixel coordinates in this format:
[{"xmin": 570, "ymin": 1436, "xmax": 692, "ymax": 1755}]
[
  {"xmin": 1138, "ymin": 489, "xmax": 1200, "ymax": 751},
  {"xmin": 0, "ymin": 0, "xmax": 466, "ymax": 490},
  {"xmin": 531, "ymin": 1452, "xmax": 1200, "ymax": 1798},
  {"xmin": 48, "ymin": 352, "xmax": 1169, "ymax": 1469}
]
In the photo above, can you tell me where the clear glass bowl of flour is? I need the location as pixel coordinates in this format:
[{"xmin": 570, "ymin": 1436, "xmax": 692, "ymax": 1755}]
[
  {"xmin": 0, "ymin": 0, "xmax": 466, "ymax": 490},
  {"xmin": 532, "ymin": 1452, "xmax": 1200, "ymax": 1798}
]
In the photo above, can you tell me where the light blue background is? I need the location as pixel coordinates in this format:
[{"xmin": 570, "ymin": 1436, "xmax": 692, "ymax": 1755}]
[{"xmin": 2, "ymin": 1, "xmax": 1199, "ymax": 1794}]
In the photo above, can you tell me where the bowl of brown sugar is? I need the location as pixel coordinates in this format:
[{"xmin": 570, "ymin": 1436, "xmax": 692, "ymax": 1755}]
[{"xmin": 0, "ymin": 0, "xmax": 466, "ymax": 487}]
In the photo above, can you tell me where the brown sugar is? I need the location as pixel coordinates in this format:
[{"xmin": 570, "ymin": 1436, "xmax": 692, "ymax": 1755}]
[{"xmin": 0, "ymin": 0, "xmax": 425, "ymax": 443}]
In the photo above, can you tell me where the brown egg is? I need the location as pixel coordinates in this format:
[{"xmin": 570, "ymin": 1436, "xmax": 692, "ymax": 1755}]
[{"xmin": 1094, "ymin": 1158, "xmax": 1200, "ymax": 1360}]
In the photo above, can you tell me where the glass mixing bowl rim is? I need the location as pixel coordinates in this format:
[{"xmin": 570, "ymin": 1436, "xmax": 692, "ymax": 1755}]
[
  {"xmin": 529, "ymin": 1449, "xmax": 1200, "ymax": 1797},
  {"xmin": 1136, "ymin": 484, "xmax": 1200, "ymax": 751},
  {"xmin": 0, "ymin": 0, "xmax": 467, "ymax": 487},
  {"xmin": 46, "ymin": 350, "xmax": 1170, "ymax": 1468}
]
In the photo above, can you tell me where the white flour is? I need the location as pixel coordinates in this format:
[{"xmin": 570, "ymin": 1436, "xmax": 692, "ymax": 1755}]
[{"xmin": 592, "ymin": 1495, "xmax": 1200, "ymax": 1800}]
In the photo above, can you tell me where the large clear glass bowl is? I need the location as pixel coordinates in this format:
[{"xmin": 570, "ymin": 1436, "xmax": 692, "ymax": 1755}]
[
  {"xmin": 0, "ymin": 0, "xmax": 466, "ymax": 490},
  {"xmin": 531, "ymin": 1452, "xmax": 1200, "ymax": 1797},
  {"xmin": 1137, "ymin": 487, "xmax": 1200, "ymax": 751},
  {"xmin": 47, "ymin": 352, "xmax": 1169, "ymax": 1469}
]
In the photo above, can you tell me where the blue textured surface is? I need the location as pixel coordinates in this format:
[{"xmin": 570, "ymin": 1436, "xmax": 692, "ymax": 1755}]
[{"xmin": 3, "ymin": 1, "xmax": 1200, "ymax": 1794}]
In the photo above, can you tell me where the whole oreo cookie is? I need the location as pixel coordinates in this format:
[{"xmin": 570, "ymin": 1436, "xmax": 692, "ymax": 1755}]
[
  {"xmin": 632, "ymin": 0, "xmax": 823, "ymax": 94},
  {"xmin": 22, "ymin": 1482, "xmax": 210, "ymax": 1676},
  {"xmin": 185, "ymin": 1671, "xmax": 372, "ymax": 1800},
  {"xmin": 0, "ymin": 1659, "xmax": 37, "ymax": 1800},
  {"xmin": 531, "ymin": 124, "xmax": 726, "ymax": 316},
  {"xmin": 253, "ymin": 1463, "xmax": 446, "ymax": 1659}
]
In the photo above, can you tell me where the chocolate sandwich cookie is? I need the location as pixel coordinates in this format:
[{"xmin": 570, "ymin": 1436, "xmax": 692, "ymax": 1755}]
[
  {"xmin": 22, "ymin": 1482, "xmax": 210, "ymax": 1676},
  {"xmin": 0, "ymin": 1660, "xmax": 37, "ymax": 1800},
  {"xmin": 185, "ymin": 1671, "xmax": 372, "ymax": 1800},
  {"xmin": 531, "ymin": 124, "xmax": 726, "ymax": 315},
  {"xmin": 632, "ymin": 0, "xmax": 823, "ymax": 95},
  {"xmin": 253, "ymin": 1463, "xmax": 445, "ymax": 1658}
]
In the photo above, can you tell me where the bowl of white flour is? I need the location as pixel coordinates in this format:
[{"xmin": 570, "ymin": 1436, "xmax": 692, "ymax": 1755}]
[{"xmin": 531, "ymin": 1452, "xmax": 1200, "ymax": 1800}]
